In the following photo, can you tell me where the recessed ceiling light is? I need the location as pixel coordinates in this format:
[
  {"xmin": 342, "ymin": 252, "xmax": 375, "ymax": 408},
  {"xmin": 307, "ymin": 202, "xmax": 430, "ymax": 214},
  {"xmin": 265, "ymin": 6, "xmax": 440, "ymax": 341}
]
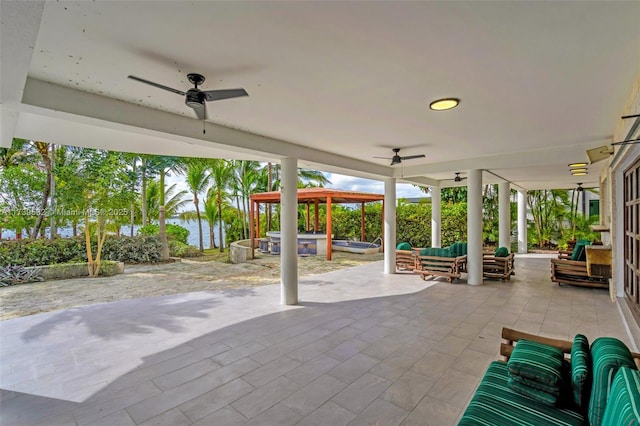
[
  {"xmin": 429, "ymin": 98, "xmax": 460, "ymax": 111},
  {"xmin": 569, "ymin": 168, "xmax": 588, "ymax": 173},
  {"xmin": 568, "ymin": 162, "xmax": 588, "ymax": 168},
  {"xmin": 571, "ymin": 171, "xmax": 588, "ymax": 176}
]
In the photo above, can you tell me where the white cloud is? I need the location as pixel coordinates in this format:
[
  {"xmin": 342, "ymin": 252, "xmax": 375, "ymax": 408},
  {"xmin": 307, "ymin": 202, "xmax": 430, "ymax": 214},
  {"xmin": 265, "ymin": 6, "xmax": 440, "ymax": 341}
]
[{"xmin": 325, "ymin": 173, "xmax": 428, "ymax": 199}]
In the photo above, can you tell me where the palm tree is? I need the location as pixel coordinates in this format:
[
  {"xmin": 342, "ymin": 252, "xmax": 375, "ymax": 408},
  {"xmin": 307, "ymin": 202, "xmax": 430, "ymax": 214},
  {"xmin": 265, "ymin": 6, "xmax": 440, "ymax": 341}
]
[
  {"xmin": 203, "ymin": 189, "xmax": 220, "ymax": 249},
  {"xmin": 184, "ymin": 159, "xmax": 212, "ymax": 252},
  {"xmin": 231, "ymin": 160, "xmax": 261, "ymax": 239},
  {"xmin": 30, "ymin": 141, "xmax": 53, "ymax": 239},
  {"xmin": 209, "ymin": 159, "xmax": 233, "ymax": 252},
  {"xmin": 145, "ymin": 181, "xmax": 189, "ymax": 220}
]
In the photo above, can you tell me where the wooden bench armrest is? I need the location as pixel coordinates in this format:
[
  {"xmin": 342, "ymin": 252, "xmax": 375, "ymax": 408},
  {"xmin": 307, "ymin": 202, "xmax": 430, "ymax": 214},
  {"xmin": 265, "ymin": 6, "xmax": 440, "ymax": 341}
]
[
  {"xmin": 500, "ymin": 327, "xmax": 572, "ymax": 360},
  {"xmin": 500, "ymin": 327, "xmax": 640, "ymax": 367}
]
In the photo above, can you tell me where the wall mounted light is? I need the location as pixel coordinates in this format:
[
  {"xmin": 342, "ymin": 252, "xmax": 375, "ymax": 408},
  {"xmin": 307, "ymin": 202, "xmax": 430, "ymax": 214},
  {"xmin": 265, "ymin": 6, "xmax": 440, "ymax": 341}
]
[{"xmin": 429, "ymin": 98, "xmax": 460, "ymax": 111}]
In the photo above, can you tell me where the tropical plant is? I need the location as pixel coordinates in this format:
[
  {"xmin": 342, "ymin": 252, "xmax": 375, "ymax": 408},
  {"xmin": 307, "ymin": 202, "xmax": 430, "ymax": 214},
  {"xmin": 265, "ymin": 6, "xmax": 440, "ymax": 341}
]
[
  {"xmin": 209, "ymin": 159, "xmax": 234, "ymax": 252},
  {"xmin": 184, "ymin": 159, "xmax": 212, "ymax": 252}
]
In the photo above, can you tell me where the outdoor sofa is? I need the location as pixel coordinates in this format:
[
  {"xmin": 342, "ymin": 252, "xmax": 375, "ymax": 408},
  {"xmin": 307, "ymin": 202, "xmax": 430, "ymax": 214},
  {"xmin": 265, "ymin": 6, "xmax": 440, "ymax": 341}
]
[
  {"xmin": 459, "ymin": 327, "xmax": 640, "ymax": 426},
  {"xmin": 551, "ymin": 239, "xmax": 609, "ymax": 289}
]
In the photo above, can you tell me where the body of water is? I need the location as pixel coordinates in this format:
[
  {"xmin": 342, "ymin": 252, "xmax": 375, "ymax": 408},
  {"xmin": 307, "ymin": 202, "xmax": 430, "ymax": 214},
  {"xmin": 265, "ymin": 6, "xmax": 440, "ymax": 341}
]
[{"xmin": 1, "ymin": 218, "xmax": 225, "ymax": 249}]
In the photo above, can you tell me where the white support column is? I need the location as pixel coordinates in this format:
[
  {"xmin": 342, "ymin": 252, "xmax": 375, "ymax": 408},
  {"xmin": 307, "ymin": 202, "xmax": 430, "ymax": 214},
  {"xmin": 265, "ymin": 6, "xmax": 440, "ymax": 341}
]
[
  {"xmin": 431, "ymin": 185, "xmax": 441, "ymax": 248},
  {"xmin": 498, "ymin": 182, "xmax": 511, "ymax": 250},
  {"xmin": 280, "ymin": 158, "xmax": 298, "ymax": 305},
  {"xmin": 467, "ymin": 169, "xmax": 483, "ymax": 285},
  {"xmin": 384, "ymin": 178, "xmax": 397, "ymax": 274},
  {"xmin": 517, "ymin": 190, "xmax": 528, "ymax": 254}
]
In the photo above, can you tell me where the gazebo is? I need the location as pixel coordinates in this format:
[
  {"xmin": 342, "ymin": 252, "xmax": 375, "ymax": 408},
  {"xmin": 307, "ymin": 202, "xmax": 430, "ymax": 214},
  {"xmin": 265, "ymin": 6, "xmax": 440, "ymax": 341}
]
[{"xmin": 249, "ymin": 188, "xmax": 385, "ymax": 260}]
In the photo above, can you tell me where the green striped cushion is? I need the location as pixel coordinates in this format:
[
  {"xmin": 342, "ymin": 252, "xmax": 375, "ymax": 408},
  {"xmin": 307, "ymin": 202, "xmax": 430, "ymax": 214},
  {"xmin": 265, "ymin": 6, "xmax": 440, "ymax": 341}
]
[
  {"xmin": 508, "ymin": 339, "xmax": 565, "ymax": 386},
  {"xmin": 588, "ymin": 337, "xmax": 638, "ymax": 426},
  {"xmin": 508, "ymin": 377, "xmax": 559, "ymax": 406},
  {"xmin": 419, "ymin": 247, "xmax": 455, "ymax": 257},
  {"xmin": 571, "ymin": 334, "xmax": 592, "ymax": 409},
  {"xmin": 459, "ymin": 361, "xmax": 586, "ymax": 425},
  {"xmin": 602, "ymin": 367, "xmax": 640, "ymax": 426},
  {"xmin": 510, "ymin": 374, "xmax": 561, "ymax": 396},
  {"xmin": 449, "ymin": 242, "xmax": 468, "ymax": 256}
]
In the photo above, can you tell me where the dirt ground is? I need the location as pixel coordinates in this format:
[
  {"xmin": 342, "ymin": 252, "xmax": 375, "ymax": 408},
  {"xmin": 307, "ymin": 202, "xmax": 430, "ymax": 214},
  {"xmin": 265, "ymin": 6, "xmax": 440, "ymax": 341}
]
[{"xmin": 0, "ymin": 251, "xmax": 383, "ymax": 321}]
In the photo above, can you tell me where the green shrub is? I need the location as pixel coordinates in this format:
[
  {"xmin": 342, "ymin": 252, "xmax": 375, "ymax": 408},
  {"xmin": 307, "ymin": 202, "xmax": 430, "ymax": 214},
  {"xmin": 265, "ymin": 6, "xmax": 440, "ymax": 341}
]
[
  {"xmin": 102, "ymin": 235, "xmax": 162, "ymax": 263},
  {"xmin": 168, "ymin": 240, "xmax": 202, "ymax": 258},
  {"xmin": 0, "ymin": 237, "xmax": 87, "ymax": 267},
  {"xmin": 0, "ymin": 235, "xmax": 163, "ymax": 266},
  {"xmin": 138, "ymin": 223, "xmax": 189, "ymax": 244}
]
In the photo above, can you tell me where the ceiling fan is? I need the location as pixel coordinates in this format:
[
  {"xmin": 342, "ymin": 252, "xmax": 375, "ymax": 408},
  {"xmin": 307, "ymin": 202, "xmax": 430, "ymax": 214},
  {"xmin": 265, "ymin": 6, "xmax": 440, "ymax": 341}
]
[
  {"xmin": 577, "ymin": 183, "xmax": 584, "ymax": 192},
  {"xmin": 374, "ymin": 148, "xmax": 426, "ymax": 166},
  {"xmin": 127, "ymin": 73, "xmax": 248, "ymax": 120},
  {"xmin": 454, "ymin": 172, "xmax": 467, "ymax": 182}
]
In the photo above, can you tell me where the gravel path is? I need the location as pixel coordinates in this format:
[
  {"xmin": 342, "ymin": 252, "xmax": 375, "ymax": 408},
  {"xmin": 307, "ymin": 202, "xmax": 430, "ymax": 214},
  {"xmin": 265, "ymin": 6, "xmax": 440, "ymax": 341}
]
[{"xmin": 0, "ymin": 252, "xmax": 383, "ymax": 320}]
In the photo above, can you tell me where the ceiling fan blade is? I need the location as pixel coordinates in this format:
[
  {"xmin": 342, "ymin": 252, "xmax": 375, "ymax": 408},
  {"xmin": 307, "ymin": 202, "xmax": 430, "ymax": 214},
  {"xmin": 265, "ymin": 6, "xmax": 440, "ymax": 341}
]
[
  {"xmin": 400, "ymin": 154, "xmax": 426, "ymax": 160},
  {"xmin": 128, "ymin": 75, "xmax": 185, "ymax": 95},
  {"xmin": 373, "ymin": 156, "xmax": 392, "ymax": 159},
  {"xmin": 202, "ymin": 89, "xmax": 249, "ymax": 102},
  {"xmin": 190, "ymin": 101, "xmax": 207, "ymax": 120}
]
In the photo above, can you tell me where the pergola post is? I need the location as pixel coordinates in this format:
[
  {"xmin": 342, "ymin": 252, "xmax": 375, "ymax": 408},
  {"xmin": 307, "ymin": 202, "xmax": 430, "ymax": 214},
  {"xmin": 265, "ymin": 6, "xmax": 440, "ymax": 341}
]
[
  {"xmin": 306, "ymin": 203, "xmax": 310, "ymax": 231},
  {"xmin": 360, "ymin": 202, "xmax": 365, "ymax": 242},
  {"xmin": 249, "ymin": 199, "xmax": 255, "ymax": 259},
  {"xmin": 314, "ymin": 199, "xmax": 319, "ymax": 232}
]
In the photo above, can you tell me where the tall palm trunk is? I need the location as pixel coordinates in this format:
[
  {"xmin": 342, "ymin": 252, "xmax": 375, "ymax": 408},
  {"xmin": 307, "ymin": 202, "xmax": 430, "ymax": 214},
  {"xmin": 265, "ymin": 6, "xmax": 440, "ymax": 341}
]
[
  {"xmin": 217, "ymin": 195, "xmax": 224, "ymax": 252},
  {"xmin": 31, "ymin": 142, "xmax": 51, "ymax": 239},
  {"xmin": 193, "ymin": 192, "xmax": 204, "ymax": 253},
  {"xmin": 141, "ymin": 158, "xmax": 148, "ymax": 226}
]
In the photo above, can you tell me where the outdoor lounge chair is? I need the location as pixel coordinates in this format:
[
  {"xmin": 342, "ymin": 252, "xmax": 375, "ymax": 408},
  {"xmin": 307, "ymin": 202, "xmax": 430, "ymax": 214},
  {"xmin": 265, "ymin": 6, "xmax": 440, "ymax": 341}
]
[
  {"xmin": 395, "ymin": 249, "xmax": 418, "ymax": 272},
  {"xmin": 550, "ymin": 241, "xmax": 609, "ymax": 289},
  {"xmin": 482, "ymin": 248, "xmax": 515, "ymax": 282}
]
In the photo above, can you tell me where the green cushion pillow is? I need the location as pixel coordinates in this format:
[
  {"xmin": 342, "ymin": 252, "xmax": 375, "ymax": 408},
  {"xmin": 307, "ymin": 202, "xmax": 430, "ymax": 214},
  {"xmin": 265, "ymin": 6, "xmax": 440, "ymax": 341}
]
[
  {"xmin": 419, "ymin": 247, "xmax": 455, "ymax": 257},
  {"xmin": 571, "ymin": 334, "xmax": 592, "ymax": 409},
  {"xmin": 588, "ymin": 337, "xmax": 638, "ymax": 426},
  {"xmin": 571, "ymin": 240, "xmax": 591, "ymax": 261},
  {"xmin": 507, "ymin": 377, "xmax": 559, "ymax": 406},
  {"xmin": 601, "ymin": 367, "xmax": 640, "ymax": 426},
  {"xmin": 449, "ymin": 242, "xmax": 468, "ymax": 256},
  {"xmin": 495, "ymin": 246, "xmax": 509, "ymax": 257},
  {"xmin": 396, "ymin": 242, "xmax": 412, "ymax": 251},
  {"xmin": 507, "ymin": 339, "xmax": 564, "ymax": 386}
]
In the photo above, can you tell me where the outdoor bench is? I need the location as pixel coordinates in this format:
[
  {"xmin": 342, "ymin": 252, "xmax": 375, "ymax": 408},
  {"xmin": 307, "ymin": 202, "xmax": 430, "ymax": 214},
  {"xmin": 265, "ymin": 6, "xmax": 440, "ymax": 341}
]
[{"xmin": 459, "ymin": 327, "xmax": 640, "ymax": 426}]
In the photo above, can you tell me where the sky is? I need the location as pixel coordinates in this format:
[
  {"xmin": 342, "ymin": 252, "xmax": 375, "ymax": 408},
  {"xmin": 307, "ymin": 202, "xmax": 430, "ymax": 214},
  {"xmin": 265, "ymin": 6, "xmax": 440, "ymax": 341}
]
[{"xmin": 166, "ymin": 171, "xmax": 428, "ymax": 202}]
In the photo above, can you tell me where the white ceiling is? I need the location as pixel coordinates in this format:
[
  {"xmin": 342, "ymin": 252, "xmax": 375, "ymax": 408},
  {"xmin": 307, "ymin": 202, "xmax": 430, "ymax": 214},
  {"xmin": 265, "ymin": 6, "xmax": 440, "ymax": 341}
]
[{"xmin": 2, "ymin": 1, "xmax": 639, "ymax": 190}]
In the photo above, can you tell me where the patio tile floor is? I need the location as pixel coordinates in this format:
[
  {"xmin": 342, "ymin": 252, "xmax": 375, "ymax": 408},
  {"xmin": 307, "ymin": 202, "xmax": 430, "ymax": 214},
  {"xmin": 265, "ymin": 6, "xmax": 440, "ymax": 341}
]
[{"xmin": 1, "ymin": 254, "xmax": 638, "ymax": 425}]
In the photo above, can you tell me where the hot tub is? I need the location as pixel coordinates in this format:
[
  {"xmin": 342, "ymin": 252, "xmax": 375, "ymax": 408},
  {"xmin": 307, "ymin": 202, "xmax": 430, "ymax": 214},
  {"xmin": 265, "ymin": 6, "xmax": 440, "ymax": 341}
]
[{"xmin": 331, "ymin": 240, "xmax": 381, "ymax": 255}]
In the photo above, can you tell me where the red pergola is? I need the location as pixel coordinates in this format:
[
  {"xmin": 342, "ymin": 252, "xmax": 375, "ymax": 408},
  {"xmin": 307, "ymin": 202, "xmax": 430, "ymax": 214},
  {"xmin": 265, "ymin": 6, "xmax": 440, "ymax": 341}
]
[{"xmin": 249, "ymin": 188, "xmax": 385, "ymax": 260}]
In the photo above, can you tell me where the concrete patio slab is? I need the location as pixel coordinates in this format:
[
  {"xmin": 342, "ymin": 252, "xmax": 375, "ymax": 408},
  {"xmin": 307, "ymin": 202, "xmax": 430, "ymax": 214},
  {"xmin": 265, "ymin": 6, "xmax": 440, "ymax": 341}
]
[{"xmin": 1, "ymin": 254, "xmax": 637, "ymax": 425}]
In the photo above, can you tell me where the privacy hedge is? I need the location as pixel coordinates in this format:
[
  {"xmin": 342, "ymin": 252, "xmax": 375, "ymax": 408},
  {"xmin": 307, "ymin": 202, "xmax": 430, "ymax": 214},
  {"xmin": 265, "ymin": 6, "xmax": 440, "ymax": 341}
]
[{"xmin": 0, "ymin": 235, "xmax": 163, "ymax": 267}]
